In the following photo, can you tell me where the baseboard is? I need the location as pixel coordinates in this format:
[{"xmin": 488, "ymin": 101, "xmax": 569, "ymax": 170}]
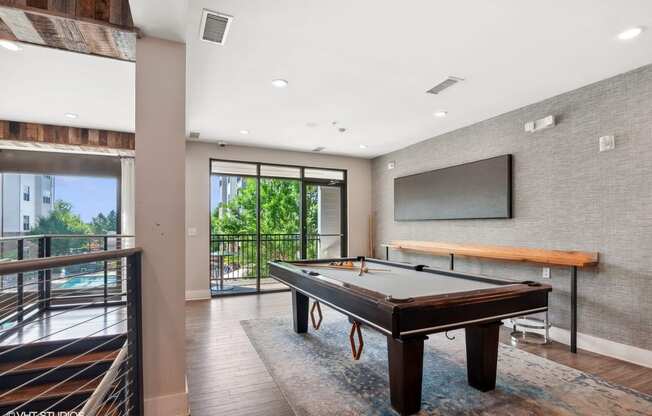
[
  {"xmin": 549, "ymin": 326, "xmax": 652, "ymax": 369},
  {"xmin": 145, "ymin": 390, "xmax": 188, "ymax": 416},
  {"xmin": 185, "ymin": 289, "xmax": 211, "ymax": 301},
  {"xmin": 505, "ymin": 318, "xmax": 652, "ymax": 369}
]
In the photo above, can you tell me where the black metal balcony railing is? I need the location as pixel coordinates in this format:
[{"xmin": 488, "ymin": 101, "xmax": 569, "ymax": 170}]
[
  {"xmin": 0, "ymin": 235, "xmax": 135, "ymax": 326},
  {"xmin": 0, "ymin": 247, "xmax": 143, "ymax": 415},
  {"xmin": 210, "ymin": 233, "xmax": 340, "ymax": 292}
]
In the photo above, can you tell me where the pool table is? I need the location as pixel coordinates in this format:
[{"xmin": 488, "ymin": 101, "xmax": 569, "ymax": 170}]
[{"xmin": 269, "ymin": 257, "xmax": 552, "ymax": 415}]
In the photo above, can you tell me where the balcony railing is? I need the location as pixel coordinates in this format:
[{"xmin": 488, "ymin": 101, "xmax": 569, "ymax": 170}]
[
  {"xmin": 210, "ymin": 233, "xmax": 341, "ymax": 293},
  {"xmin": 0, "ymin": 247, "xmax": 143, "ymax": 415},
  {"xmin": 0, "ymin": 235, "xmax": 135, "ymax": 324}
]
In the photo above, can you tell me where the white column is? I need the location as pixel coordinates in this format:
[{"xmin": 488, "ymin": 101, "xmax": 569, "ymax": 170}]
[{"xmin": 136, "ymin": 36, "xmax": 187, "ymax": 415}]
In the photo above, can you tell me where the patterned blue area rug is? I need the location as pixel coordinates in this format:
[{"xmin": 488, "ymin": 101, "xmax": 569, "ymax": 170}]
[{"xmin": 241, "ymin": 314, "xmax": 652, "ymax": 416}]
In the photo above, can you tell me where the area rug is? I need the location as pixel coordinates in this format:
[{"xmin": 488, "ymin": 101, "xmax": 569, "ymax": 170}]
[{"xmin": 241, "ymin": 314, "xmax": 652, "ymax": 416}]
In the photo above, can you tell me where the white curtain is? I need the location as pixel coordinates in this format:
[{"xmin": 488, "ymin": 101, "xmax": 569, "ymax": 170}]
[
  {"xmin": 120, "ymin": 157, "xmax": 135, "ymax": 296},
  {"xmin": 120, "ymin": 157, "xmax": 136, "ymax": 243}
]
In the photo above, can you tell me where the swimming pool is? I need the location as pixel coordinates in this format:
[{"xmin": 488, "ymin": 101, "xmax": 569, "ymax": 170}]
[{"xmin": 54, "ymin": 272, "xmax": 119, "ymax": 289}]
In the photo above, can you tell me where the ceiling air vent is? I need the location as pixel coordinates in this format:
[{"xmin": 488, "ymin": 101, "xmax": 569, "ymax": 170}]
[
  {"xmin": 200, "ymin": 9, "xmax": 233, "ymax": 45},
  {"xmin": 426, "ymin": 76, "xmax": 464, "ymax": 95}
]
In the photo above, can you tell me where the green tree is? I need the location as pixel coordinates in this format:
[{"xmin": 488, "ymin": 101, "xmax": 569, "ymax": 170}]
[
  {"xmin": 30, "ymin": 201, "xmax": 92, "ymax": 255},
  {"xmin": 90, "ymin": 210, "xmax": 117, "ymax": 234},
  {"xmin": 212, "ymin": 179, "xmax": 318, "ymax": 235},
  {"xmin": 212, "ymin": 178, "xmax": 258, "ymax": 234},
  {"xmin": 211, "ymin": 177, "xmax": 321, "ymax": 274}
]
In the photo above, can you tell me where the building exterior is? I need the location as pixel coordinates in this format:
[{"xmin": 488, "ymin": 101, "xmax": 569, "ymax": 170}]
[
  {"xmin": 0, "ymin": 174, "xmax": 55, "ymax": 236},
  {"xmin": 217, "ymin": 175, "xmax": 242, "ymax": 205}
]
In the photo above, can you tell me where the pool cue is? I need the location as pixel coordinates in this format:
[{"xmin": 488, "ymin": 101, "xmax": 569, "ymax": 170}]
[{"xmin": 302, "ymin": 263, "xmax": 391, "ymax": 272}]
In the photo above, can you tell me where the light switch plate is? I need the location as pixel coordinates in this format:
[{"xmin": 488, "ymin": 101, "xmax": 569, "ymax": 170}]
[
  {"xmin": 188, "ymin": 227, "xmax": 197, "ymax": 237},
  {"xmin": 599, "ymin": 135, "xmax": 615, "ymax": 152},
  {"xmin": 542, "ymin": 267, "xmax": 551, "ymax": 279}
]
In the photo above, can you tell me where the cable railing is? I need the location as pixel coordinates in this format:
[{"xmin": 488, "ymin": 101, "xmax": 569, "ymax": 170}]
[
  {"xmin": 0, "ymin": 234, "xmax": 135, "ymax": 330},
  {"xmin": 0, "ymin": 247, "xmax": 143, "ymax": 415}
]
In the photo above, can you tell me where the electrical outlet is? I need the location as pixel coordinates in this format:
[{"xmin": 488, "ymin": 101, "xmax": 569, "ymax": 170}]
[{"xmin": 542, "ymin": 267, "xmax": 551, "ymax": 279}]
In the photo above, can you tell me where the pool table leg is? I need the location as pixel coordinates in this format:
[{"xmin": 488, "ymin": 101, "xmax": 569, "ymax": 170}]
[
  {"xmin": 291, "ymin": 289, "xmax": 309, "ymax": 333},
  {"xmin": 387, "ymin": 335, "xmax": 427, "ymax": 416},
  {"xmin": 465, "ymin": 321, "xmax": 502, "ymax": 391}
]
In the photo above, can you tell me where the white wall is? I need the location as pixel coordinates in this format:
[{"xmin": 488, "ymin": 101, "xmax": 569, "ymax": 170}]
[
  {"xmin": 136, "ymin": 37, "xmax": 187, "ymax": 415},
  {"xmin": 185, "ymin": 142, "xmax": 372, "ymax": 299},
  {"xmin": 0, "ymin": 174, "xmax": 51, "ymax": 235}
]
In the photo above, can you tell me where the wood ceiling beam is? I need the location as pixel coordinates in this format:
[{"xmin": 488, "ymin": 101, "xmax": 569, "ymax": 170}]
[
  {"xmin": 0, "ymin": 0, "xmax": 136, "ymax": 61},
  {"xmin": 0, "ymin": 120, "xmax": 135, "ymax": 150}
]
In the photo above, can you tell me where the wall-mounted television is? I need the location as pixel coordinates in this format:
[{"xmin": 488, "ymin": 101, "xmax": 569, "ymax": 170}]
[{"xmin": 394, "ymin": 154, "xmax": 512, "ymax": 220}]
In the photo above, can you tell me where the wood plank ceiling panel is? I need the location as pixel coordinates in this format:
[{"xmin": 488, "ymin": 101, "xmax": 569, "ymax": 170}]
[
  {"xmin": 0, "ymin": 0, "xmax": 135, "ymax": 61},
  {"xmin": 0, "ymin": 120, "xmax": 135, "ymax": 150},
  {"xmin": 0, "ymin": 14, "xmax": 16, "ymax": 39}
]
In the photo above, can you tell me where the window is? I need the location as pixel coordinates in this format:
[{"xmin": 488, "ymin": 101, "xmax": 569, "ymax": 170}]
[
  {"xmin": 260, "ymin": 165, "xmax": 301, "ymax": 178},
  {"xmin": 23, "ymin": 215, "xmax": 30, "ymax": 231},
  {"xmin": 43, "ymin": 190, "xmax": 51, "ymax": 204},
  {"xmin": 23, "ymin": 185, "xmax": 30, "ymax": 201},
  {"xmin": 304, "ymin": 168, "xmax": 345, "ymax": 181},
  {"xmin": 209, "ymin": 160, "xmax": 347, "ymax": 297}
]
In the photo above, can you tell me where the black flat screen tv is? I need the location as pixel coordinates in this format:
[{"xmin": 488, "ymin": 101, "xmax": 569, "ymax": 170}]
[{"xmin": 394, "ymin": 154, "xmax": 512, "ymax": 220}]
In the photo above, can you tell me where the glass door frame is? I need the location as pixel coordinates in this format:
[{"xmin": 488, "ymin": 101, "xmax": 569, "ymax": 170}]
[
  {"xmin": 209, "ymin": 158, "xmax": 348, "ymax": 296},
  {"xmin": 301, "ymin": 176, "xmax": 347, "ymax": 260}
]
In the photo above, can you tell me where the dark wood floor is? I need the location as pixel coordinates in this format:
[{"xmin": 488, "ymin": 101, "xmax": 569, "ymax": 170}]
[{"xmin": 185, "ymin": 292, "xmax": 652, "ymax": 416}]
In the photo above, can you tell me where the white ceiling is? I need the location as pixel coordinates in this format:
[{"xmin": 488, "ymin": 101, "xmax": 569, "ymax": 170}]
[
  {"xmin": 185, "ymin": 0, "xmax": 652, "ymax": 157},
  {"xmin": 0, "ymin": 43, "xmax": 135, "ymax": 132},
  {"xmin": 2, "ymin": 1, "xmax": 651, "ymax": 158},
  {"xmin": 130, "ymin": 0, "xmax": 186, "ymax": 43}
]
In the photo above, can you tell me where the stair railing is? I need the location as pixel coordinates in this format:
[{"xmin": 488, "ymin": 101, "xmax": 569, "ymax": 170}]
[{"xmin": 0, "ymin": 247, "xmax": 143, "ymax": 415}]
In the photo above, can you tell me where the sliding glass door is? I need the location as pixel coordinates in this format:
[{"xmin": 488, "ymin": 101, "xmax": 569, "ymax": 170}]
[
  {"xmin": 209, "ymin": 160, "xmax": 346, "ymax": 296},
  {"xmin": 259, "ymin": 166, "xmax": 301, "ymax": 290},
  {"xmin": 210, "ymin": 162, "xmax": 258, "ymax": 294}
]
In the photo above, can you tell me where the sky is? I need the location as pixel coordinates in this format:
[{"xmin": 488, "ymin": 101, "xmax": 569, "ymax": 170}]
[{"xmin": 55, "ymin": 176, "xmax": 118, "ymax": 222}]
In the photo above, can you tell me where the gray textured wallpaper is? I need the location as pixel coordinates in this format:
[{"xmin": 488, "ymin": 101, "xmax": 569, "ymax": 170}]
[{"xmin": 372, "ymin": 64, "xmax": 652, "ymax": 350}]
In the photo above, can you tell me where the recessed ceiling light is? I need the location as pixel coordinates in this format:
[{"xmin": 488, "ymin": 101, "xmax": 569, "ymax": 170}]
[
  {"xmin": 617, "ymin": 27, "xmax": 644, "ymax": 40},
  {"xmin": 240, "ymin": 129, "xmax": 249, "ymax": 135},
  {"xmin": 271, "ymin": 79, "xmax": 288, "ymax": 88},
  {"xmin": 64, "ymin": 113, "xmax": 79, "ymax": 119},
  {"xmin": 359, "ymin": 144, "xmax": 367, "ymax": 149},
  {"xmin": 434, "ymin": 111, "xmax": 448, "ymax": 118},
  {"xmin": 0, "ymin": 40, "xmax": 22, "ymax": 51}
]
